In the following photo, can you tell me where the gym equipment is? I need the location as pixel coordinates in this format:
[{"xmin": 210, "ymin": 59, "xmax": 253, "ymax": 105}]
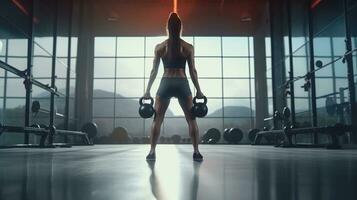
[
  {"xmin": 223, "ymin": 128, "xmax": 230, "ymax": 138},
  {"xmin": 159, "ymin": 136, "xmax": 166, "ymax": 143},
  {"xmin": 191, "ymin": 96, "xmax": 208, "ymax": 118},
  {"xmin": 265, "ymin": 110, "xmax": 284, "ymax": 123},
  {"xmin": 201, "ymin": 128, "xmax": 221, "ymax": 144},
  {"xmin": 182, "ymin": 138, "xmax": 191, "ymax": 143},
  {"xmin": 141, "ymin": 136, "xmax": 150, "ymax": 144},
  {"xmin": 282, "ymin": 107, "xmax": 291, "ymax": 119},
  {"xmin": 322, "ymin": 89, "xmax": 351, "ymax": 118},
  {"xmin": 132, "ymin": 137, "xmax": 140, "ymax": 144},
  {"xmin": 32, "ymin": 101, "xmax": 41, "ymax": 113},
  {"xmin": 31, "ymin": 101, "xmax": 65, "ymax": 118},
  {"xmin": 0, "ymin": 38, "xmax": 78, "ymax": 148},
  {"xmin": 325, "ymin": 97, "xmax": 337, "ymax": 116},
  {"xmin": 110, "ymin": 126, "xmax": 130, "ymax": 143},
  {"xmin": 301, "ymin": 80, "xmax": 311, "ymax": 92},
  {"xmin": 138, "ymin": 97, "xmax": 155, "ymax": 118},
  {"xmin": 345, "ymin": 104, "xmax": 351, "ymax": 115},
  {"xmin": 81, "ymin": 122, "xmax": 98, "ymax": 140},
  {"xmin": 281, "ymin": 48, "xmax": 357, "ymax": 91},
  {"xmin": 272, "ymin": 41, "xmax": 357, "ymax": 148},
  {"xmin": 315, "ymin": 60, "xmax": 323, "ymax": 68},
  {"xmin": 171, "ymin": 134, "xmax": 181, "ymax": 143},
  {"xmin": 274, "ymin": 110, "xmax": 282, "ymax": 120},
  {"xmin": 49, "ymin": 125, "xmax": 57, "ymax": 135},
  {"xmin": 259, "ymin": 107, "xmax": 292, "ymax": 145},
  {"xmin": 263, "ymin": 132, "xmax": 279, "ymax": 143},
  {"xmin": 248, "ymin": 129, "xmax": 260, "ymax": 142},
  {"xmin": 0, "ymin": 61, "xmax": 59, "ymax": 96},
  {"xmin": 263, "ymin": 107, "xmax": 291, "ymax": 132},
  {"xmin": 253, "ymin": 123, "xmax": 354, "ymax": 149},
  {"xmin": 0, "ymin": 123, "xmax": 92, "ymax": 147},
  {"xmin": 266, "ymin": 107, "xmax": 290, "ymax": 122},
  {"xmin": 30, "ymin": 124, "xmax": 41, "ymax": 129},
  {"xmin": 223, "ymin": 128, "xmax": 243, "ymax": 144}
]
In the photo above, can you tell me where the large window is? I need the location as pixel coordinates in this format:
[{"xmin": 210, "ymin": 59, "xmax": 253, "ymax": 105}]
[
  {"xmin": 265, "ymin": 38, "xmax": 273, "ymax": 116},
  {"xmin": 93, "ymin": 36, "xmax": 255, "ymax": 140}
]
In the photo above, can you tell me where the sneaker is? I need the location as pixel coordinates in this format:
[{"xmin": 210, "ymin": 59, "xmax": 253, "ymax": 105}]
[
  {"xmin": 193, "ymin": 152, "xmax": 203, "ymax": 162},
  {"xmin": 146, "ymin": 152, "xmax": 156, "ymax": 161}
]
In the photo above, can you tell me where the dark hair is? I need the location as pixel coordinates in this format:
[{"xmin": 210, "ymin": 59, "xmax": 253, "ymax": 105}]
[
  {"xmin": 166, "ymin": 12, "xmax": 182, "ymax": 59},
  {"xmin": 167, "ymin": 12, "xmax": 181, "ymax": 39}
]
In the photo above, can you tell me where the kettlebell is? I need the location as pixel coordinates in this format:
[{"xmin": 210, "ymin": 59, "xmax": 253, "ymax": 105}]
[
  {"xmin": 191, "ymin": 96, "xmax": 208, "ymax": 118},
  {"xmin": 139, "ymin": 97, "xmax": 155, "ymax": 118}
]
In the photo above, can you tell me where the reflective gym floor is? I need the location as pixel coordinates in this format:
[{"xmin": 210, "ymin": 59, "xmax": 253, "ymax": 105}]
[{"xmin": 1, "ymin": 145, "xmax": 357, "ymax": 200}]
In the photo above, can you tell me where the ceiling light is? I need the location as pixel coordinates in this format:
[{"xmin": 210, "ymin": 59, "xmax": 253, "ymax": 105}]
[
  {"xmin": 240, "ymin": 16, "xmax": 252, "ymax": 22},
  {"xmin": 107, "ymin": 17, "xmax": 118, "ymax": 22}
]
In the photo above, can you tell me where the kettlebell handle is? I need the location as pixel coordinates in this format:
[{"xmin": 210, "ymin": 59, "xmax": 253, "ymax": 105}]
[
  {"xmin": 139, "ymin": 97, "xmax": 154, "ymax": 106},
  {"xmin": 193, "ymin": 96, "xmax": 207, "ymax": 104}
]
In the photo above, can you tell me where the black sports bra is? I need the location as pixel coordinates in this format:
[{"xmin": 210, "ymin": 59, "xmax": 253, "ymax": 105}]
[{"xmin": 162, "ymin": 43, "xmax": 186, "ymax": 69}]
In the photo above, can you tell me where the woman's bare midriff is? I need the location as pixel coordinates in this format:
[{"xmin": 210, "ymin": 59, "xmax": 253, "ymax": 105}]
[{"xmin": 163, "ymin": 68, "xmax": 186, "ymax": 78}]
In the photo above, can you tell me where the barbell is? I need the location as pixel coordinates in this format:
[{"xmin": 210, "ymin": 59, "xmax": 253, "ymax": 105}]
[
  {"xmin": 31, "ymin": 101, "xmax": 65, "ymax": 118},
  {"xmin": 248, "ymin": 128, "xmax": 260, "ymax": 142},
  {"xmin": 81, "ymin": 122, "xmax": 98, "ymax": 140}
]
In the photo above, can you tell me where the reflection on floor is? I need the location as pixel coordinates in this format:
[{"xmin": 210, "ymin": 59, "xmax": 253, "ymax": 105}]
[{"xmin": 1, "ymin": 145, "xmax": 357, "ymax": 200}]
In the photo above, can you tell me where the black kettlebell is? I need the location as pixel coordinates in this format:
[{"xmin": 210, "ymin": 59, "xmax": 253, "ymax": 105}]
[
  {"xmin": 191, "ymin": 96, "xmax": 208, "ymax": 118},
  {"xmin": 139, "ymin": 97, "xmax": 155, "ymax": 118}
]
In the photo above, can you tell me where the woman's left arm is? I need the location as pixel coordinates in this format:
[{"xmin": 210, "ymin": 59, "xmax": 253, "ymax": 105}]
[{"xmin": 144, "ymin": 45, "xmax": 160, "ymax": 97}]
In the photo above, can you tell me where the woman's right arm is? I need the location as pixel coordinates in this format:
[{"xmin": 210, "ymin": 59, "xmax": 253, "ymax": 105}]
[
  {"xmin": 144, "ymin": 45, "xmax": 160, "ymax": 97},
  {"xmin": 187, "ymin": 46, "xmax": 204, "ymax": 98}
]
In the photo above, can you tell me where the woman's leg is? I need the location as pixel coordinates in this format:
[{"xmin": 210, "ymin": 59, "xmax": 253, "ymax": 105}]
[
  {"xmin": 149, "ymin": 96, "xmax": 170, "ymax": 154},
  {"xmin": 178, "ymin": 96, "xmax": 200, "ymax": 153}
]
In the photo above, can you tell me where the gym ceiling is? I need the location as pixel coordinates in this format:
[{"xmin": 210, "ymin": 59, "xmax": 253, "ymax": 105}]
[{"xmin": 91, "ymin": 0, "xmax": 268, "ymax": 36}]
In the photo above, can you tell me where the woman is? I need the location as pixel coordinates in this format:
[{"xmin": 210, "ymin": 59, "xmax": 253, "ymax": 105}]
[{"xmin": 144, "ymin": 12, "xmax": 204, "ymax": 161}]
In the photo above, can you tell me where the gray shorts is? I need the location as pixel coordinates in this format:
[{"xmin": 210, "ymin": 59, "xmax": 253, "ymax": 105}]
[{"xmin": 156, "ymin": 77, "xmax": 192, "ymax": 100}]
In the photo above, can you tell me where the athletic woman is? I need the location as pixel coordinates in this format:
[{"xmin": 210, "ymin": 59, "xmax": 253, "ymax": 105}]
[{"xmin": 144, "ymin": 12, "xmax": 204, "ymax": 161}]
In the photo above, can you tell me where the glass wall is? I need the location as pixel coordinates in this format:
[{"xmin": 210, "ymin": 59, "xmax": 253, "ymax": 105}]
[
  {"xmin": 289, "ymin": 0, "xmax": 312, "ymax": 130},
  {"xmin": 93, "ymin": 36, "xmax": 255, "ymax": 142},
  {"xmin": 266, "ymin": 0, "xmax": 357, "ymax": 144},
  {"xmin": 312, "ymin": 0, "xmax": 348, "ymax": 132},
  {"xmin": 265, "ymin": 38, "xmax": 273, "ymax": 116},
  {"xmin": 0, "ymin": 0, "xmax": 77, "ymax": 145},
  {"xmin": 0, "ymin": 0, "xmax": 31, "ymax": 144},
  {"xmin": 31, "ymin": 0, "xmax": 55, "ymax": 132},
  {"xmin": 348, "ymin": 0, "xmax": 357, "ymax": 101}
]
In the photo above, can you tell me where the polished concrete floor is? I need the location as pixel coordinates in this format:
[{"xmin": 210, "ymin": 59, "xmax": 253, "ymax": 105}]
[{"xmin": 0, "ymin": 145, "xmax": 357, "ymax": 200}]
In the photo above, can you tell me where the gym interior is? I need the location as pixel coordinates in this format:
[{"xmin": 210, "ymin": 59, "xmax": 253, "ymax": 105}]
[{"xmin": 1, "ymin": 0, "xmax": 357, "ymax": 199}]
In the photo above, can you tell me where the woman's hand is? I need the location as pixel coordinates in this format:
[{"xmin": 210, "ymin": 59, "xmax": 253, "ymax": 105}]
[{"xmin": 196, "ymin": 90, "xmax": 205, "ymax": 98}]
